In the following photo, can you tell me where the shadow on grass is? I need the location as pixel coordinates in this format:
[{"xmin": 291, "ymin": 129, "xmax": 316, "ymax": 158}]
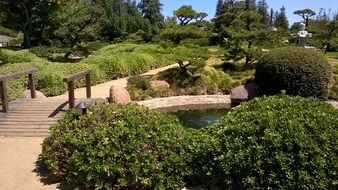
[
  {"xmin": 214, "ymin": 61, "xmax": 256, "ymax": 72},
  {"xmin": 33, "ymin": 155, "xmax": 68, "ymax": 190}
]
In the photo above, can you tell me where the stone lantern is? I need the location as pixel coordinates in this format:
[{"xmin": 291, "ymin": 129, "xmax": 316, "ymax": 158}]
[{"xmin": 295, "ymin": 23, "xmax": 312, "ymax": 47}]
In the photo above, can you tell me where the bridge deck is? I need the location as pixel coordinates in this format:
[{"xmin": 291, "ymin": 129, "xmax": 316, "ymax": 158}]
[{"xmin": 0, "ymin": 98, "xmax": 106, "ymax": 137}]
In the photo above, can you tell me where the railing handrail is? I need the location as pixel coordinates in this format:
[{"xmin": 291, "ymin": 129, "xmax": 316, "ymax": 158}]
[
  {"xmin": 0, "ymin": 68, "xmax": 38, "ymax": 113},
  {"xmin": 0, "ymin": 68, "xmax": 38, "ymax": 81},
  {"xmin": 63, "ymin": 69, "xmax": 92, "ymax": 82},
  {"xmin": 63, "ymin": 69, "xmax": 92, "ymax": 109}
]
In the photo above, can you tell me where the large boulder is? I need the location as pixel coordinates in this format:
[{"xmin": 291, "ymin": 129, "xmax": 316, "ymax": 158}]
[
  {"xmin": 149, "ymin": 80, "xmax": 170, "ymax": 89},
  {"xmin": 109, "ymin": 85, "xmax": 131, "ymax": 104},
  {"xmin": 328, "ymin": 101, "xmax": 338, "ymax": 109},
  {"xmin": 23, "ymin": 90, "xmax": 46, "ymax": 99},
  {"xmin": 230, "ymin": 82, "xmax": 258, "ymax": 104}
]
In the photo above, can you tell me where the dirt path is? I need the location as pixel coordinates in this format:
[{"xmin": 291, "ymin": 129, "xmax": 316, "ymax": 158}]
[{"xmin": 51, "ymin": 64, "xmax": 178, "ymax": 100}]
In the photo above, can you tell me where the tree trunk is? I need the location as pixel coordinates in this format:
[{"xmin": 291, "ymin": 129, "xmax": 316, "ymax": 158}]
[
  {"xmin": 21, "ymin": 1, "xmax": 32, "ymax": 49},
  {"xmin": 324, "ymin": 43, "xmax": 330, "ymax": 54},
  {"xmin": 22, "ymin": 27, "xmax": 31, "ymax": 49},
  {"xmin": 245, "ymin": 41, "xmax": 253, "ymax": 65}
]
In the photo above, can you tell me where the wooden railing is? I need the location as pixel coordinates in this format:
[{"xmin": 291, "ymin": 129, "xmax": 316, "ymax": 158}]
[
  {"xmin": 63, "ymin": 69, "xmax": 92, "ymax": 109},
  {"xmin": 0, "ymin": 68, "xmax": 38, "ymax": 113}
]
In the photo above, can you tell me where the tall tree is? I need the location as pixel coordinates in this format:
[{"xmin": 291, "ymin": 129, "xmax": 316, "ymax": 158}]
[
  {"xmin": 215, "ymin": 0, "xmax": 224, "ymax": 17},
  {"xmin": 294, "ymin": 9, "xmax": 316, "ymax": 27},
  {"xmin": 174, "ymin": 6, "xmax": 197, "ymax": 26},
  {"xmin": 269, "ymin": 8, "xmax": 274, "ymax": 27},
  {"xmin": 213, "ymin": 0, "xmax": 245, "ymax": 32},
  {"xmin": 274, "ymin": 6, "xmax": 289, "ymax": 29},
  {"xmin": 257, "ymin": 0, "xmax": 269, "ymax": 26},
  {"xmin": 225, "ymin": 11, "xmax": 266, "ymax": 65},
  {"xmin": 245, "ymin": 0, "xmax": 256, "ymax": 11},
  {"xmin": 54, "ymin": 0, "xmax": 104, "ymax": 56},
  {"xmin": 0, "ymin": 0, "xmax": 59, "ymax": 48},
  {"xmin": 195, "ymin": 12, "xmax": 208, "ymax": 22},
  {"xmin": 138, "ymin": 0, "xmax": 164, "ymax": 31}
]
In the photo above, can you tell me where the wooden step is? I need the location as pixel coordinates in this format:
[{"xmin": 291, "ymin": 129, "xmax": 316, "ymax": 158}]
[{"xmin": 0, "ymin": 132, "xmax": 50, "ymax": 137}]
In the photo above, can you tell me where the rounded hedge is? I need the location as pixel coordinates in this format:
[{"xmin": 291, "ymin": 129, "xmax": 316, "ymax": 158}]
[
  {"xmin": 255, "ymin": 47, "xmax": 333, "ymax": 99},
  {"xmin": 42, "ymin": 103, "xmax": 189, "ymax": 189},
  {"xmin": 204, "ymin": 95, "xmax": 338, "ymax": 189}
]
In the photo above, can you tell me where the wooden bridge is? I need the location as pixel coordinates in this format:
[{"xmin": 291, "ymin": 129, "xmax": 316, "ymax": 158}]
[{"xmin": 0, "ymin": 68, "xmax": 105, "ymax": 137}]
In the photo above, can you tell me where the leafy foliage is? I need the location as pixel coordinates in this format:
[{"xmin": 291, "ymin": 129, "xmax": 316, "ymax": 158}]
[
  {"xmin": 160, "ymin": 25, "xmax": 206, "ymax": 45},
  {"xmin": 255, "ymin": 47, "xmax": 333, "ymax": 99},
  {"xmin": 224, "ymin": 11, "xmax": 266, "ymax": 64},
  {"xmin": 42, "ymin": 103, "xmax": 190, "ymax": 189},
  {"xmin": 200, "ymin": 95, "xmax": 338, "ymax": 189},
  {"xmin": 127, "ymin": 75, "xmax": 150, "ymax": 90},
  {"xmin": 0, "ymin": 26, "xmax": 17, "ymax": 37},
  {"xmin": 294, "ymin": 8, "xmax": 316, "ymax": 27}
]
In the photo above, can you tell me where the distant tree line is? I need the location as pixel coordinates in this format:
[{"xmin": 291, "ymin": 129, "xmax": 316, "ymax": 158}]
[{"xmin": 0, "ymin": 0, "xmax": 164, "ymax": 49}]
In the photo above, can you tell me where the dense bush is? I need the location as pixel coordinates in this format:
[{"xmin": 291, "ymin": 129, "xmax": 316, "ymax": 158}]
[
  {"xmin": 328, "ymin": 63, "xmax": 338, "ymax": 100},
  {"xmin": 127, "ymin": 75, "xmax": 150, "ymax": 90},
  {"xmin": 0, "ymin": 26, "xmax": 17, "ymax": 37},
  {"xmin": 0, "ymin": 49, "xmax": 34, "ymax": 64},
  {"xmin": 197, "ymin": 95, "xmax": 338, "ymax": 189},
  {"xmin": 255, "ymin": 47, "xmax": 333, "ymax": 99},
  {"xmin": 29, "ymin": 46, "xmax": 70, "ymax": 59},
  {"xmin": 42, "ymin": 103, "xmax": 190, "ymax": 189}
]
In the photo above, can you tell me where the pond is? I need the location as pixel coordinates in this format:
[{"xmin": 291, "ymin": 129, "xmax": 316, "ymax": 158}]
[{"xmin": 172, "ymin": 109, "xmax": 229, "ymax": 129}]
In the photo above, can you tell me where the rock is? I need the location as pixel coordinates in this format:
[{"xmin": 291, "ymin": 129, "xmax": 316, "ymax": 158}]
[
  {"xmin": 327, "ymin": 101, "xmax": 338, "ymax": 109},
  {"xmin": 23, "ymin": 90, "xmax": 46, "ymax": 99},
  {"xmin": 149, "ymin": 80, "xmax": 170, "ymax": 89},
  {"xmin": 109, "ymin": 85, "xmax": 131, "ymax": 104},
  {"xmin": 230, "ymin": 82, "xmax": 258, "ymax": 104}
]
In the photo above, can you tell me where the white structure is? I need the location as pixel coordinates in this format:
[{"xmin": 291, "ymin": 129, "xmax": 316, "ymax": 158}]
[
  {"xmin": 0, "ymin": 35, "xmax": 14, "ymax": 47},
  {"xmin": 295, "ymin": 23, "xmax": 312, "ymax": 47}
]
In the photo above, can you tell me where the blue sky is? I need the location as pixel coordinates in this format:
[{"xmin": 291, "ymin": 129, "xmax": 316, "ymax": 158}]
[{"xmin": 157, "ymin": 0, "xmax": 338, "ymax": 25}]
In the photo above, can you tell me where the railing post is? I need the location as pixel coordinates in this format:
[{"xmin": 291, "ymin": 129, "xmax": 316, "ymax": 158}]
[
  {"xmin": 0, "ymin": 80, "xmax": 9, "ymax": 113},
  {"xmin": 68, "ymin": 81, "xmax": 75, "ymax": 109},
  {"xmin": 28, "ymin": 73, "xmax": 36, "ymax": 99},
  {"xmin": 86, "ymin": 73, "xmax": 91, "ymax": 98}
]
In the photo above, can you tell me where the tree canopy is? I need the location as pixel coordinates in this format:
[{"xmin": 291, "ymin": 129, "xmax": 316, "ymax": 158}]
[{"xmin": 294, "ymin": 8, "xmax": 316, "ymax": 27}]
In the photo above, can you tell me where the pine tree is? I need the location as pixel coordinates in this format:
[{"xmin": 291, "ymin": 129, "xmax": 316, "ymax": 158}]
[
  {"xmin": 138, "ymin": 0, "xmax": 164, "ymax": 30},
  {"xmin": 215, "ymin": 0, "xmax": 224, "ymax": 17},
  {"xmin": 245, "ymin": 0, "xmax": 256, "ymax": 11},
  {"xmin": 257, "ymin": 0, "xmax": 269, "ymax": 26},
  {"xmin": 269, "ymin": 8, "xmax": 274, "ymax": 27},
  {"xmin": 274, "ymin": 6, "xmax": 289, "ymax": 29}
]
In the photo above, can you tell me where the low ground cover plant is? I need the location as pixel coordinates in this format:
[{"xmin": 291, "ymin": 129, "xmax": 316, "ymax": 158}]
[{"xmin": 255, "ymin": 47, "xmax": 333, "ymax": 99}]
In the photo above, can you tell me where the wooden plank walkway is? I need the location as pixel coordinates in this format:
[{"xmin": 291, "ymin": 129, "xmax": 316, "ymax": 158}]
[{"xmin": 0, "ymin": 98, "xmax": 106, "ymax": 137}]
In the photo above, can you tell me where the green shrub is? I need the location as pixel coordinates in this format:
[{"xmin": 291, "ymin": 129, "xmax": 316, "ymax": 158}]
[
  {"xmin": 0, "ymin": 26, "xmax": 17, "ymax": 37},
  {"xmin": 255, "ymin": 47, "xmax": 333, "ymax": 99},
  {"xmin": 127, "ymin": 75, "xmax": 150, "ymax": 90},
  {"xmin": 42, "ymin": 103, "xmax": 190, "ymax": 189},
  {"xmin": 199, "ymin": 95, "xmax": 338, "ymax": 189},
  {"xmin": 0, "ymin": 49, "xmax": 35, "ymax": 64},
  {"xmin": 29, "ymin": 46, "xmax": 70, "ymax": 59}
]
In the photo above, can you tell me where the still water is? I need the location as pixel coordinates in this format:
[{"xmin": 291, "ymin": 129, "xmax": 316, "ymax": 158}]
[{"xmin": 172, "ymin": 109, "xmax": 229, "ymax": 129}]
